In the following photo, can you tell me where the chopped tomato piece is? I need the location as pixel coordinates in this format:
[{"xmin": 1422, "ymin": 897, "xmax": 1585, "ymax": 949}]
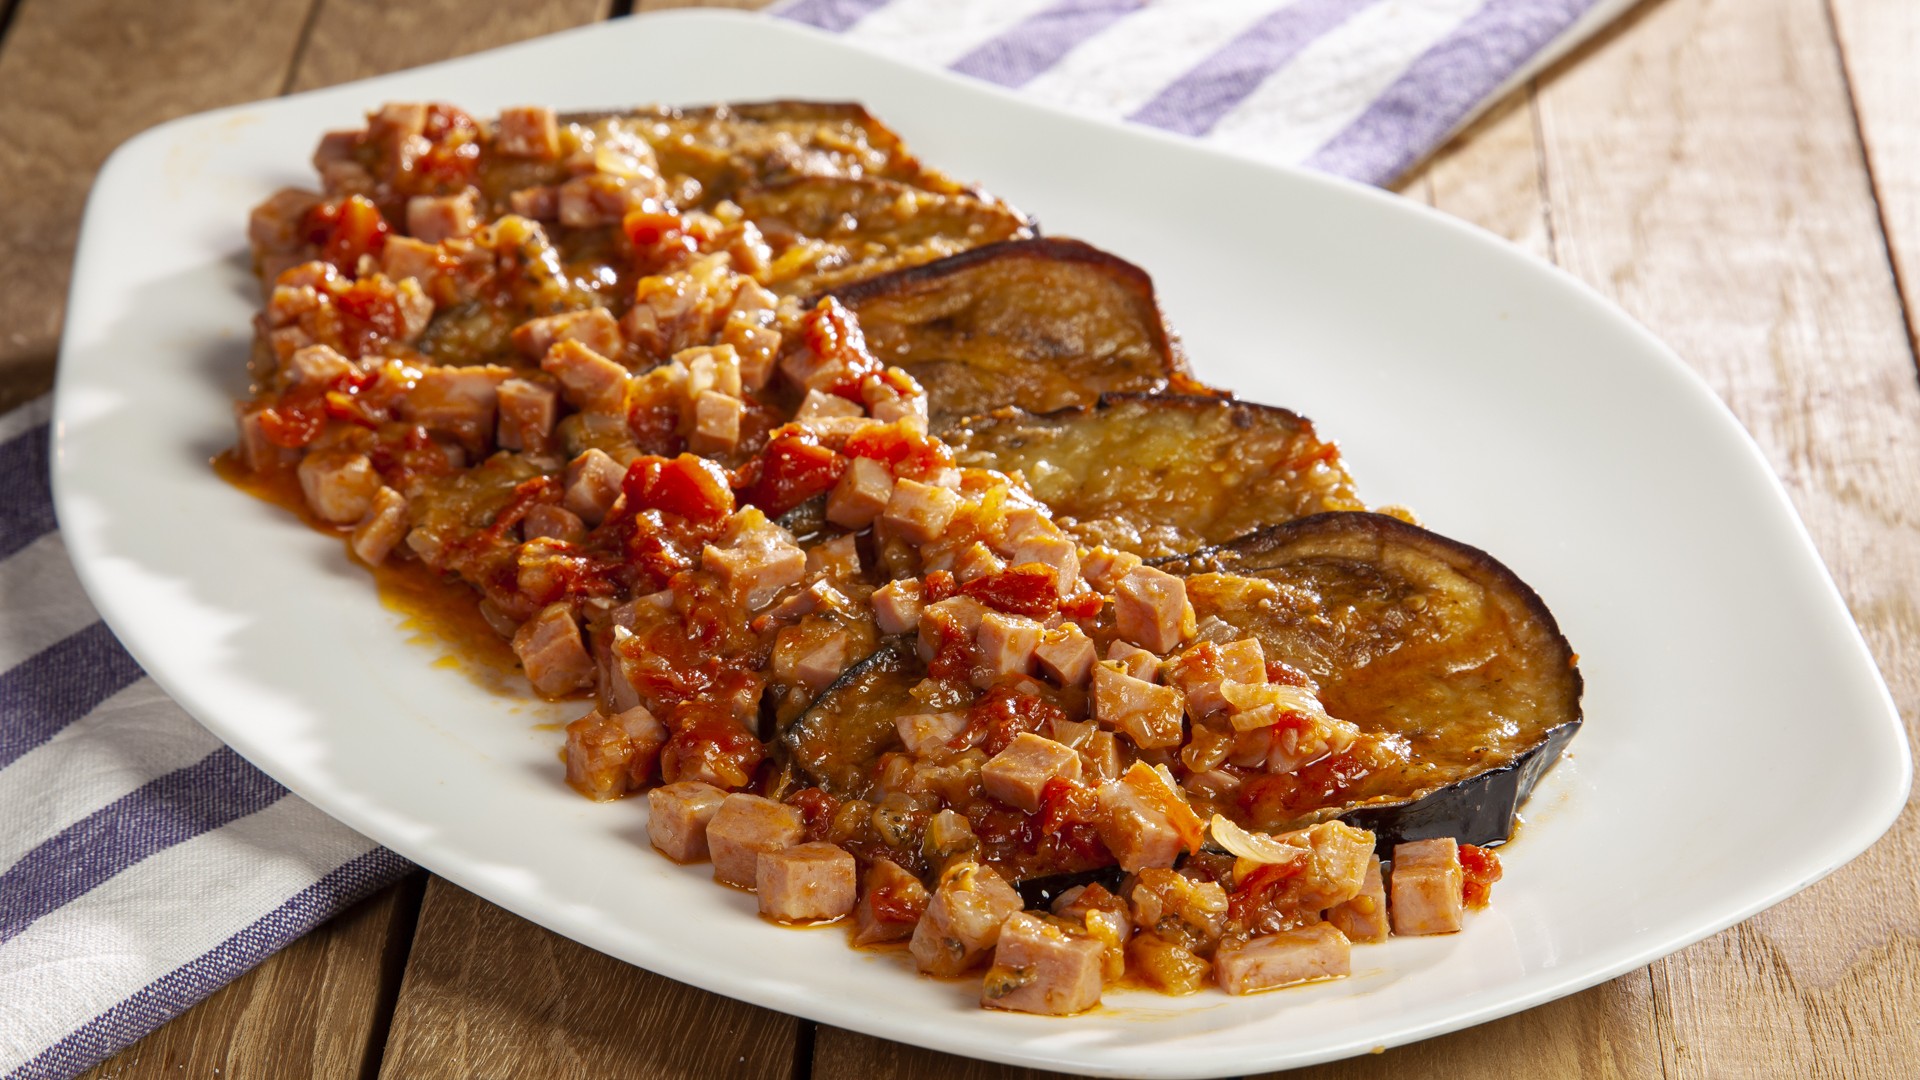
[
  {"xmin": 1460, "ymin": 843, "xmax": 1503, "ymax": 908},
  {"xmin": 735, "ymin": 433, "xmax": 846, "ymax": 516},
  {"xmin": 623, "ymin": 454, "xmax": 736, "ymax": 525},
  {"xmin": 961, "ymin": 564, "xmax": 1059, "ymax": 619}
]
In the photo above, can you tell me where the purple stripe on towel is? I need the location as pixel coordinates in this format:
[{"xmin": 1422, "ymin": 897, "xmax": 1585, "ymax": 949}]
[
  {"xmin": 1128, "ymin": 0, "xmax": 1381, "ymax": 137},
  {"xmin": 0, "ymin": 747, "xmax": 288, "ymax": 945},
  {"xmin": 1304, "ymin": 0, "xmax": 1601, "ymax": 184},
  {"xmin": 775, "ymin": 0, "xmax": 894, "ymax": 33},
  {"xmin": 0, "ymin": 423, "xmax": 57, "ymax": 562},
  {"xmin": 949, "ymin": 0, "xmax": 1140, "ymax": 88},
  {"xmin": 0, "ymin": 622, "xmax": 148, "ymax": 771},
  {"xmin": 8, "ymin": 847, "xmax": 413, "ymax": 1080}
]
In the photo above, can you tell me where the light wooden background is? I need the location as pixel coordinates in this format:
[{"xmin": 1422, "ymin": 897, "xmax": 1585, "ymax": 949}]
[{"xmin": 3, "ymin": 0, "xmax": 1915, "ymax": 1076}]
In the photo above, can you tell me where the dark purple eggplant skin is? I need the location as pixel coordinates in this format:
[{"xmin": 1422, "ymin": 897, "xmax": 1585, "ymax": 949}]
[{"xmin": 1158, "ymin": 511, "xmax": 1584, "ymax": 851}]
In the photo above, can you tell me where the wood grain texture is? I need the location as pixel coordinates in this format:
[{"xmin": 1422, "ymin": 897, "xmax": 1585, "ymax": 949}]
[
  {"xmin": 1534, "ymin": 0, "xmax": 1920, "ymax": 1074},
  {"xmin": 1827, "ymin": 0, "xmax": 1920, "ymax": 360},
  {"xmin": 375, "ymin": 878, "xmax": 800, "ymax": 1080},
  {"xmin": 286, "ymin": 0, "xmax": 609, "ymax": 93},
  {"xmin": 0, "ymin": 0, "xmax": 311, "ymax": 410},
  {"xmin": 72, "ymin": 875, "xmax": 425, "ymax": 1080}
]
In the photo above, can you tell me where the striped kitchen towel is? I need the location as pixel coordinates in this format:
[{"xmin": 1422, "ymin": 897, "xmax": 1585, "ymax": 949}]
[
  {"xmin": 1, "ymin": 2, "xmax": 1635, "ymax": 1075},
  {"xmin": 773, "ymin": 0, "xmax": 1638, "ymax": 185}
]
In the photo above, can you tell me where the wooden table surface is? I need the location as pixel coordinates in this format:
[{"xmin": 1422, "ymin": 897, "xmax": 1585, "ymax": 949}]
[{"xmin": 4, "ymin": 0, "xmax": 1916, "ymax": 1075}]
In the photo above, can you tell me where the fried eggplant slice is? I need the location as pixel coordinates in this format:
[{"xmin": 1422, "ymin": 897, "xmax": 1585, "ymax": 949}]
[
  {"xmin": 557, "ymin": 101, "xmax": 970, "ymax": 204},
  {"xmin": 738, "ymin": 176, "xmax": 1033, "ymax": 296},
  {"xmin": 781, "ymin": 640, "xmax": 923, "ymax": 798},
  {"xmin": 946, "ymin": 394, "xmax": 1364, "ymax": 558},
  {"xmin": 1158, "ymin": 512, "xmax": 1582, "ymax": 848},
  {"xmin": 829, "ymin": 239, "xmax": 1206, "ymax": 424}
]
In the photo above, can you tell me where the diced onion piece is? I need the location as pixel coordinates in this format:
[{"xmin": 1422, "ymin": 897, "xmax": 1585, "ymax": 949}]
[
  {"xmin": 1223, "ymin": 680, "xmax": 1333, "ymax": 732},
  {"xmin": 1209, "ymin": 814, "xmax": 1309, "ymax": 866},
  {"xmin": 1126, "ymin": 763, "xmax": 1205, "ymax": 853}
]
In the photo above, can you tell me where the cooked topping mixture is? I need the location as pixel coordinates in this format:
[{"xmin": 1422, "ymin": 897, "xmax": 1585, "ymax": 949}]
[{"xmin": 230, "ymin": 100, "xmax": 1581, "ymax": 1015}]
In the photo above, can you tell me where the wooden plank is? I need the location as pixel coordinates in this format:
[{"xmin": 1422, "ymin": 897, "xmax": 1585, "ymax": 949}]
[
  {"xmin": 375, "ymin": 878, "xmax": 800, "ymax": 1079},
  {"xmin": 1827, "ymin": 0, "xmax": 1920, "ymax": 359},
  {"xmin": 812, "ymin": 1026, "xmax": 1080, "ymax": 1080},
  {"xmin": 73, "ymin": 874, "xmax": 426, "ymax": 1080},
  {"xmin": 0, "ymin": 0, "xmax": 313, "ymax": 411},
  {"xmin": 1528, "ymin": 0, "xmax": 1920, "ymax": 1075},
  {"xmin": 286, "ymin": 0, "xmax": 609, "ymax": 93}
]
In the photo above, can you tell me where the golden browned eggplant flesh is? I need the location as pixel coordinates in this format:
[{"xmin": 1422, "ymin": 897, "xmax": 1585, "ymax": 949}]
[
  {"xmin": 946, "ymin": 394, "xmax": 1365, "ymax": 558},
  {"xmin": 233, "ymin": 98, "xmax": 1580, "ymax": 1015},
  {"xmin": 829, "ymin": 237, "xmax": 1210, "ymax": 423}
]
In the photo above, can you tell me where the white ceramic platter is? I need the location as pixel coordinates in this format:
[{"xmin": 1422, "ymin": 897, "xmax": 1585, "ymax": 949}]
[{"xmin": 52, "ymin": 11, "xmax": 1910, "ymax": 1077}]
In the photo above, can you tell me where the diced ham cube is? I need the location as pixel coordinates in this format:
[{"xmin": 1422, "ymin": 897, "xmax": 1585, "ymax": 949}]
[
  {"xmin": 1035, "ymin": 624, "xmax": 1096, "ymax": 687},
  {"xmin": 248, "ymin": 187, "xmax": 323, "ymax": 253},
  {"xmin": 1114, "ymin": 566, "xmax": 1196, "ymax": 653},
  {"xmin": 895, "ymin": 711, "xmax": 967, "ymax": 757},
  {"xmin": 1215, "ymin": 923, "xmax": 1352, "ymax": 995},
  {"xmin": 826, "ymin": 457, "xmax": 894, "ymax": 529},
  {"xmin": 512, "ymin": 602, "xmax": 595, "ymax": 696},
  {"xmin": 952, "ymin": 542, "xmax": 1005, "ymax": 585},
  {"xmin": 523, "ymin": 504, "xmax": 585, "ymax": 546},
  {"xmin": 379, "ymin": 235, "xmax": 442, "ymax": 284},
  {"xmin": 390, "ymin": 277, "xmax": 434, "ymax": 342},
  {"xmin": 1052, "ymin": 882, "xmax": 1132, "ymax": 983},
  {"xmin": 691, "ymin": 390, "xmax": 744, "ymax": 454},
  {"xmin": 647, "ymin": 781, "xmax": 728, "ymax": 863},
  {"xmin": 794, "ymin": 629, "xmax": 853, "ymax": 691},
  {"xmin": 282, "ymin": 343, "xmax": 352, "ymax": 387},
  {"xmin": 756, "ymin": 842, "xmax": 858, "ymax": 923},
  {"xmin": 796, "ymin": 389, "xmax": 863, "ymax": 423},
  {"xmin": 1096, "ymin": 770, "xmax": 1186, "ymax": 872},
  {"xmin": 542, "ymin": 339, "xmax": 630, "ymax": 414},
  {"xmin": 1092, "ymin": 661, "xmax": 1185, "ymax": 749},
  {"xmin": 872, "ymin": 579, "xmax": 925, "ymax": 635},
  {"xmin": 1390, "ymin": 838, "xmax": 1466, "ymax": 936},
  {"xmin": 980, "ymin": 732, "xmax": 1081, "ymax": 813},
  {"xmin": 564, "ymin": 449, "xmax": 626, "ymax": 525},
  {"xmin": 406, "ymin": 189, "xmax": 480, "ymax": 243},
  {"xmin": 494, "ymin": 105, "xmax": 560, "ymax": 159},
  {"xmin": 853, "ymin": 858, "xmax": 930, "ymax": 945},
  {"xmin": 402, "ymin": 364, "xmax": 510, "ymax": 437},
  {"xmin": 881, "ymin": 479, "xmax": 959, "ymax": 543},
  {"xmin": 702, "ymin": 514, "xmax": 807, "ymax": 610},
  {"xmin": 513, "ymin": 307, "xmax": 623, "ymax": 360},
  {"xmin": 680, "ymin": 345, "xmax": 743, "ymax": 400},
  {"xmin": 497, "ymin": 378, "xmax": 557, "ymax": 452},
  {"xmin": 558, "ymin": 172, "xmax": 649, "ymax": 227},
  {"xmin": 910, "ymin": 862, "xmax": 1024, "ymax": 976},
  {"xmin": 563, "ymin": 706, "xmax": 664, "ymax": 801},
  {"xmin": 1165, "ymin": 638, "xmax": 1266, "ymax": 718},
  {"xmin": 787, "ymin": 534, "xmax": 846, "ymax": 580},
  {"xmin": 1106, "ymin": 639, "xmax": 1160, "ymax": 681},
  {"xmin": 1081, "ymin": 548, "xmax": 1143, "ymax": 592},
  {"xmin": 350, "ymin": 486, "xmax": 409, "ymax": 565},
  {"xmin": 508, "ymin": 185, "xmax": 559, "ymax": 220},
  {"xmin": 917, "ymin": 596, "xmax": 989, "ymax": 666},
  {"xmin": 975, "ymin": 612, "xmax": 1044, "ymax": 683},
  {"xmin": 234, "ymin": 405, "xmax": 295, "ymax": 472},
  {"xmin": 981, "ymin": 912, "xmax": 1105, "ymax": 1016},
  {"xmin": 297, "ymin": 450, "xmax": 380, "ymax": 524},
  {"xmin": 707, "ymin": 794, "xmax": 805, "ymax": 888},
  {"xmin": 722, "ymin": 315, "xmax": 781, "ymax": 391},
  {"xmin": 1327, "ymin": 856, "xmax": 1390, "ymax": 944}
]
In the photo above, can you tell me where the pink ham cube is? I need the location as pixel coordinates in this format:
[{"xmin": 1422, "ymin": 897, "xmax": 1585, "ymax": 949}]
[
  {"xmin": 1215, "ymin": 922, "xmax": 1352, "ymax": 994},
  {"xmin": 647, "ymin": 781, "xmax": 727, "ymax": 863},
  {"xmin": 707, "ymin": 794, "xmax": 805, "ymax": 888},
  {"xmin": 1390, "ymin": 838, "xmax": 1466, "ymax": 936},
  {"xmin": 981, "ymin": 912, "xmax": 1105, "ymax": 1015},
  {"xmin": 980, "ymin": 732, "xmax": 1081, "ymax": 813},
  {"xmin": 910, "ymin": 862, "xmax": 1024, "ymax": 976},
  {"xmin": 853, "ymin": 859, "xmax": 931, "ymax": 945},
  {"xmin": 756, "ymin": 842, "xmax": 859, "ymax": 923},
  {"xmin": 1328, "ymin": 855, "xmax": 1390, "ymax": 944}
]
